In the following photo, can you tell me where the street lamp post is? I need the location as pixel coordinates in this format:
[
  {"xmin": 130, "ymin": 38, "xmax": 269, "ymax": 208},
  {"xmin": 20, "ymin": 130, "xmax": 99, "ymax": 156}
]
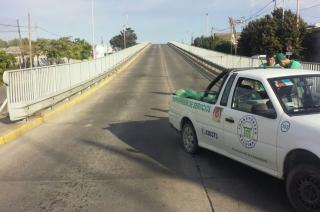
[{"xmin": 91, "ymin": 0, "xmax": 95, "ymax": 59}]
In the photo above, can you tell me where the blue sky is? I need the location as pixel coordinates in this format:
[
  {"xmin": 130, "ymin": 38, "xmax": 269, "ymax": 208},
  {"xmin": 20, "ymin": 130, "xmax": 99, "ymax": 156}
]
[{"xmin": 0, "ymin": 0, "xmax": 319, "ymax": 44}]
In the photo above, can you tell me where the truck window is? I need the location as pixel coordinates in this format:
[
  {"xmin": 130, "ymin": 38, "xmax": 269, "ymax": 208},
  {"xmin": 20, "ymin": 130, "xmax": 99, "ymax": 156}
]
[
  {"xmin": 220, "ymin": 73, "xmax": 237, "ymax": 106},
  {"xmin": 232, "ymin": 78, "xmax": 276, "ymax": 118},
  {"xmin": 202, "ymin": 71, "xmax": 229, "ymax": 104}
]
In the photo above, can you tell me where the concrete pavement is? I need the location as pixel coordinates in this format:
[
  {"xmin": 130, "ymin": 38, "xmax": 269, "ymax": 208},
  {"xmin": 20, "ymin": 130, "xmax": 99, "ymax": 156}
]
[
  {"xmin": 0, "ymin": 45, "xmax": 292, "ymax": 212},
  {"xmin": 0, "ymin": 85, "xmax": 5, "ymax": 104}
]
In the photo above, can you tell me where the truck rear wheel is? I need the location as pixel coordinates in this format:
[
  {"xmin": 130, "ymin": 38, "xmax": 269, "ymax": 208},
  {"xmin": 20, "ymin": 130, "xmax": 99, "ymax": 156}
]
[
  {"xmin": 286, "ymin": 164, "xmax": 320, "ymax": 212},
  {"xmin": 181, "ymin": 121, "xmax": 198, "ymax": 154}
]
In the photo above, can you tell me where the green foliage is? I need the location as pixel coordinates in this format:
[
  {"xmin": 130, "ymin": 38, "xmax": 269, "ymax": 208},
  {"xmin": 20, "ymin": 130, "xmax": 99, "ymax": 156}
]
[
  {"xmin": 238, "ymin": 8, "xmax": 309, "ymax": 59},
  {"xmin": 0, "ymin": 39, "xmax": 8, "ymax": 48},
  {"xmin": 215, "ymin": 40, "xmax": 232, "ymax": 54},
  {"xmin": 73, "ymin": 38, "xmax": 91, "ymax": 60},
  {"xmin": 8, "ymin": 38, "xmax": 20, "ymax": 46},
  {"xmin": 4, "ymin": 37, "xmax": 91, "ymax": 63},
  {"xmin": 32, "ymin": 37, "xmax": 91, "ymax": 64},
  {"xmin": 192, "ymin": 35, "xmax": 233, "ymax": 54},
  {"xmin": 193, "ymin": 36, "xmax": 214, "ymax": 50},
  {"xmin": 0, "ymin": 51, "xmax": 16, "ymax": 81},
  {"xmin": 110, "ymin": 28, "xmax": 137, "ymax": 49},
  {"xmin": 0, "ymin": 37, "xmax": 91, "ymax": 79}
]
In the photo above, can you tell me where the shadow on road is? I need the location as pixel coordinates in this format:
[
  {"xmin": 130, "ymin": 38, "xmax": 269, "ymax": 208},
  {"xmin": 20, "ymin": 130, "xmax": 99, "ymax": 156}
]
[
  {"xmin": 151, "ymin": 108, "xmax": 169, "ymax": 113},
  {"xmin": 151, "ymin": 91, "xmax": 173, "ymax": 96},
  {"xmin": 97, "ymin": 117, "xmax": 292, "ymax": 211}
]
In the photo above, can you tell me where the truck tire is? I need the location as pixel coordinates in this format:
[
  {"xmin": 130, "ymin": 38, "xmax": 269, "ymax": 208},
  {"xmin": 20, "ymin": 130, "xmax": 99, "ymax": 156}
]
[
  {"xmin": 286, "ymin": 164, "xmax": 320, "ymax": 212},
  {"xmin": 181, "ymin": 121, "xmax": 198, "ymax": 154}
]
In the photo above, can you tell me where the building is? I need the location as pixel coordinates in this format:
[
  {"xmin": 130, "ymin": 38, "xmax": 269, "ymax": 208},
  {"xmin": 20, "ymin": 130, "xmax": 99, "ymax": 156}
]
[{"xmin": 213, "ymin": 32, "xmax": 241, "ymax": 42}]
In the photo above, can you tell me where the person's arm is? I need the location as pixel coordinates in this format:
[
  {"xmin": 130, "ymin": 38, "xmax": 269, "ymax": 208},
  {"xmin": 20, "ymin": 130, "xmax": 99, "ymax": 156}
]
[{"xmin": 259, "ymin": 63, "xmax": 266, "ymax": 68}]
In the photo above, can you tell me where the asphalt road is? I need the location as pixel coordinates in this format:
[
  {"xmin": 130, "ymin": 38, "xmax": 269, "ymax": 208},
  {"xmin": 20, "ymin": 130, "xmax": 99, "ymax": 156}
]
[{"xmin": 0, "ymin": 44, "xmax": 292, "ymax": 212}]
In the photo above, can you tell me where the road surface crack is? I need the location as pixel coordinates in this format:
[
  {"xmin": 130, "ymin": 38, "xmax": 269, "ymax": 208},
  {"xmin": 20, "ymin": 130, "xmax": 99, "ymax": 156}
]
[{"xmin": 193, "ymin": 155, "xmax": 215, "ymax": 212}]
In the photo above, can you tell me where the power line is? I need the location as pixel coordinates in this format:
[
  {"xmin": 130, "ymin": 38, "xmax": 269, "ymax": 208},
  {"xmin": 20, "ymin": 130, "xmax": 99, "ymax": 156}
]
[
  {"xmin": 0, "ymin": 30, "xmax": 33, "ymax": 33},
  {"xmin": 0, "ymin": 23, "xmax": 65, "ymax": 37},
  {"xmin": 211, "ymin": 1, "xmax": 274, "ymax": 34},
  {"xmin": 35, "ymin": 26, "xmax": 63, "ymax": 37},
  {"xmin": 245, "ymin": 0, "xmax": 274, "ymax": 22},
  {"xmin": 0, "ymin": 23, "xmax": 31, "ymax": 28},
  {"xmin": 212, "ymin": 27, "xmax": 229, "ymax": 32},
  {"xmin": 301, "ymin": 3, "xmax": 320, "ymax": 11}
]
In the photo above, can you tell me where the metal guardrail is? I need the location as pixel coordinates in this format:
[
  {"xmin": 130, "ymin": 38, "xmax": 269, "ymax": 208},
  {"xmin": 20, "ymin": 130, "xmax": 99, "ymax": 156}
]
[
  {"xmin": 169, "ymin": 41, "xmax": 320, "ymax": 72},
  {"xmin": 301, "ymin": 62, "xmax": 320, "ymax": 71},
  {"xmin": 3, "ymin": 42, "xmax": 150, "ymax": 121},
  {"xmin": 169, "ymin": 41, "xmax": 261, "ymax": 69}
]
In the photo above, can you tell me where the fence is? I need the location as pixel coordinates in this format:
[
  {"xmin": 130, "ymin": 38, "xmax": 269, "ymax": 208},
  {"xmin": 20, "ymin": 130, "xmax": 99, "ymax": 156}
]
[
  {"xmin": 301, "ymin": 62, "xmax": 320, "ymax": 71},
  {"xmin": 169, "ymin": 41, "xmax": 320, "ymax": 72},
  {"xmin": 3, "ymin": 42, "xmax": 150, "ymax": 121}
]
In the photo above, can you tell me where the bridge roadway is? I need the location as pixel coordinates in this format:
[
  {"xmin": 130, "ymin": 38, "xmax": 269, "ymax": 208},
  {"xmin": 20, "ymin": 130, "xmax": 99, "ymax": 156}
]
[{"xmin": 0, "ymin": 45, "xmax": 291, "ymax": 212}]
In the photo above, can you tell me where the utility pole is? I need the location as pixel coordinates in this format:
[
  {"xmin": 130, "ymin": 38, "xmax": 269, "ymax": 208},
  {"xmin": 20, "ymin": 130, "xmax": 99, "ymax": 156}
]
[
  {"xmin": 282, "ymin": 0, "xmax": 285, "ymax": 23},
  {"xmin": 273, "ymin": 0, "xmax": 277, "ymax": 10},
  {"xmin": 228, "ymin": 17, "xmax": 234, "ymax": 54},
  {"xmin": 34, "ymin": 23, "xmax": 38, "ymax": 67},
  {"xmin": 28, "ymin": 13, "xmax": 33, "ymax": 68},
  {"xmin": 123, "ymin": 14, "xmax": 128, "ymax": 49},
  {"xmin": 16, "ymin": 19, "xmax": 24, "ymax": 69},
  {"xmin": 191, "ymin": 32, "xmax": 194, "ymax": 45},
  {"xmin": 296, "ymin": 0, "xmax": 300, "ymax": 28},
  {"xmin": 211, "ymin": 27, "xmax": 214, "ymax": 40},
  {"xmin": 91, "ymin": 0, "xmax": 95, "ymax": 59},
  {"xmin": 228, "ymin": 17, "xmax": 242, "ymax": 55},
  {"xmin": 123, "ymin": 25, "xmax": 126, "ymax": 49}
]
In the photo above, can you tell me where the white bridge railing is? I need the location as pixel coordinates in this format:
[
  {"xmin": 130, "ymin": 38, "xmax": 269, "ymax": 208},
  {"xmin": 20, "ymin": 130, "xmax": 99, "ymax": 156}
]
[
  {"xmin": 169, "ymin": 41, "xmax": 320, "ymax": 72},
  {"xmin": 3, "ymin": 42, "xmax": 149, "ymax": 121},
  {"xmin": 301, "ymin": 62, "xmax": 320, "ymax": 71}
]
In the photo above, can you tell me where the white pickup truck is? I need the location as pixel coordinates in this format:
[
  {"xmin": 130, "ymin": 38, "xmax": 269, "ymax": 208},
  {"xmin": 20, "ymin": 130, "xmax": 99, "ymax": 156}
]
[{"xmin": 169, "ymin": 68, "xmax": 320, "ymax": 212}]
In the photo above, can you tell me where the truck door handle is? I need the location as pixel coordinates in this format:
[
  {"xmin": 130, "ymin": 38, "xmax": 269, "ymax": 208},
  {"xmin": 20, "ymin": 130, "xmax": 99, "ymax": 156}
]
[{"xmin": 225, "ymin": 117, "xmax": 234, "ymax": 123}]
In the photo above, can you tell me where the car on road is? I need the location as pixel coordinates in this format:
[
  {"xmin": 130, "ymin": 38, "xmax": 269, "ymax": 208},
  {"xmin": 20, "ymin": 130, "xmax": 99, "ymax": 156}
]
[{"xmin": 169, "ymin": 68, "xmax": 320, "ymax": 212}]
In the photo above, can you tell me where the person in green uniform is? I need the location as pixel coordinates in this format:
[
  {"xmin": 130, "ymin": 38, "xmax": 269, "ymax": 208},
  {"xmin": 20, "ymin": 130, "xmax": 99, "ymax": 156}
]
[
  {"xmin": 259, "ymin": 52, "xmax": 280, "ymax": 68},
  {"xmin": 275, "ymin": 53, "xmax": 302, "ymax": 69}
]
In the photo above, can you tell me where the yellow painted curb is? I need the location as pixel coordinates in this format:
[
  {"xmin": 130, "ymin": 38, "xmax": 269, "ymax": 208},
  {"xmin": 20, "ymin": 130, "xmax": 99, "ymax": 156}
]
[{"xmin": 0, "ymin": 44, "xmax": 151, "ymax": 145}]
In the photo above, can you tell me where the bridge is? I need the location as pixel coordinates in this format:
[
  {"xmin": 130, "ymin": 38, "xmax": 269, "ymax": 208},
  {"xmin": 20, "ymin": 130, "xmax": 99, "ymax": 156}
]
[{"xmin": 0, "ymin": 43, "xmax": 317, "ymax": 211}]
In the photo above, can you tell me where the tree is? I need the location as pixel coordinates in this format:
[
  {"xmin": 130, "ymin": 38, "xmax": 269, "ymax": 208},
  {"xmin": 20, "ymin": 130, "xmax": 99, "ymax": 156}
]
[
  {"xmin": 238, "ymin": 8, "xmax": 309, "ymax": 59},
  {"xmin": 0, "ymin": 51, "xmax": 16, "ymax": 81},
  {"xmin": 193, "ymin": 36, "xmax": 214, "ymax": 49},
  {"xmin": 32, "ymin": 37, "xmax": 91, "ymax": 64},
  {"xmin": 0, "ymin": 40, "xmax": 8, "ymax": 48},
  {"xmin": 110, "ymin": 28, "xmax": 137, "ymax": 50},
  {"xmin": 192, "ymin": 35, "xmax": 233, "ymax": 54},
  {"xmin": 215, "ymin": 40, "xmax": 232, "ymax": 54},
  {"xmin": 8, "ymin": 38, "xmax": 20, "ymax": 47},
  {"xmin": 34, "ymin": 38, "xmax": 51, "ymax": 63},
  {"xmin": 72, "ymin": 38, "xmax": 91, "ymax": 60}
]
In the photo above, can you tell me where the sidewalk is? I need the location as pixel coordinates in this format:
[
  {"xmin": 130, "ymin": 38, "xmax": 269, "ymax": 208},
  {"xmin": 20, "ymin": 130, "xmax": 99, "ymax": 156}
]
[{"xmin": 0, "ymin": 85, "xmax": 5, "ymax": 104}]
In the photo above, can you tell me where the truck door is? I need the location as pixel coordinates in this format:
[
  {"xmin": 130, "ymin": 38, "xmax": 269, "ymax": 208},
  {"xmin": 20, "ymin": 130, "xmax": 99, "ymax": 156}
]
[
  {"xmin": 195, "ymin": 72, "xmax": 233, "ymax": 151},
  {"xmin": 222, "ymin": 77, "xmax": 279, "ymax": 171}
]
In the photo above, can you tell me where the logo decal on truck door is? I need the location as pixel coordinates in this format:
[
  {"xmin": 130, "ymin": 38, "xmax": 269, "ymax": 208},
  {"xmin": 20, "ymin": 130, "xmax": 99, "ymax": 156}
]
[
  {"xmin": 280, "ymin": 121, "xmax": 290, "ymax": 132},
  {"xmin": 237, "ymin": 115, "xmax": 258, "ymax": 148},
  {"xmin": 212, "ymin": 106, "xmax": 223, "ymax": 122}
]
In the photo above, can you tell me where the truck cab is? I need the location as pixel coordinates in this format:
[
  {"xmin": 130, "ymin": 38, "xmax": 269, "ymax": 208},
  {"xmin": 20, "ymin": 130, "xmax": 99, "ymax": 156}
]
[{"xmin": 169, "ymin": 68, "xmax": 320, "ymax": 212}]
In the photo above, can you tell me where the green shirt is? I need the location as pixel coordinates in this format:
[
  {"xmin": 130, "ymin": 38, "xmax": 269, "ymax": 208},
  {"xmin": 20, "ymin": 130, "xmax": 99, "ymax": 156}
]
[
  {"xmin": 285, "ymin": 60, "xmax": 301, "ymax": 69},
  {"xmin": 259, "ymin": 63, "xmax": 281, "ymax": 68}
]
